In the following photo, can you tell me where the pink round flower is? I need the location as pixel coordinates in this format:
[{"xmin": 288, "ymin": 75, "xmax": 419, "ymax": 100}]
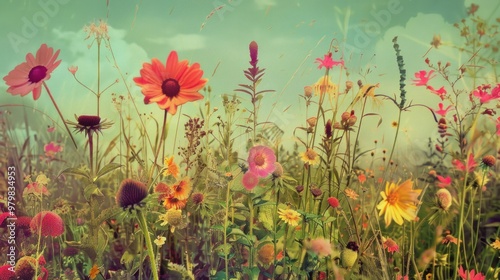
[
  {"xmin": 3, "ymin": 44, "xmax": 61, "ymax": 100},
  {"xmin": 0, "ymin": 264, "xmax": 15, "ymax": 280},
  {"xmin": 247, "ymin": 145, "xmax": 276, "ymax": 177},
  {"xmin": 30, "ymin": 211, "xmax": 64, "ymax": 237},
  {"xmin": 242, "ymin": 171, "xmax": 259, "ymax": 190},
  {"xmin": 308, "ymin": 237, "xmax": 333, "ymax": 258}
]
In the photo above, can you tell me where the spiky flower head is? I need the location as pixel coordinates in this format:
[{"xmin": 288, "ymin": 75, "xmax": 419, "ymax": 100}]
[{"xmin": 116, "ymin": 179, "xmax": 148, "ymax": 209}]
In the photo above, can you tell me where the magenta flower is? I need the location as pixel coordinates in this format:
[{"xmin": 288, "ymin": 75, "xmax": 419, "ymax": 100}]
[
  {"xmin": 315, "ymin": 53, "xmax": 344, "ymax": 70},
  {"xmin": 452, "ymin": 154, "xmax": 477, "ymax": 172},
  {"xmin": 434, "ymin": 103, "xmax": 452, "ymax": 117},
  {"xmin": 427, "ymin": 85, "xmax": 447, "ymax": 100},
  {"xmin": 44, "ymin": 141, "xmax": 63, "ymax": 158},
  {"xmin": 473, "ymin": 84, "xmax": 500, "ymax": 103},
  {"xmin": 3, "ymin": 44, "xmax": 61, "ymax": 100},
  {"xmin": 247, "ymin": 145, "xmax": 276, "ymax": 177},
  {"xmin": 436, "ymin": 175, "xmax": 451, "ymax": 188},
  {"xmin": 249, "ymin": 41, "xmax": 258, "ymax": 67},
  {"xmin": 458, "ymin": 266, "xmax": 485, "ymax": 280},
  {"xmin": 242, "ymin": 171, "xmax": 259, "ymax": 190},
  {"xmin": 412, "ymin": 70, "xmax": 435, "ymax": 86}
]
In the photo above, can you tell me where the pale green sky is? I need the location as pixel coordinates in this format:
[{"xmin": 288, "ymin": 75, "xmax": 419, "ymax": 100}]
[{"xmin": 1, "ymin": 0, "xmax": 499, "ymax": 167}]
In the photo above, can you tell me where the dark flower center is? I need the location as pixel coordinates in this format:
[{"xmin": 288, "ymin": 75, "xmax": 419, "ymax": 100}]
[
  {"xmin": 77, "ymin": 115, "xmax": 101, "ymax": 127},
  {"xmin": 161, "ymin": 78, "xmax": 180, "ymax": 98},
  {"xmin": 28, "ymin": 65, "xmax": 48, "ymax": 83}
]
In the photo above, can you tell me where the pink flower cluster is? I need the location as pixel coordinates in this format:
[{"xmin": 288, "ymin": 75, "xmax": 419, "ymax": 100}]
[
  {"xmin": 242, "ymin": 145, "xmax": 276, "ymax": 190},
  {"xmin": 472, "ymin": 84, "xmax": 500, "ymax": 104},
  {"xmin": 412, "ymin": 70, "xmax": 447, "ymax": 100}
]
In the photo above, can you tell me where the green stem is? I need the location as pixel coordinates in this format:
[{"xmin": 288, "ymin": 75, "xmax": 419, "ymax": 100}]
[
  {"xmin": 137, "ymin": 210, "xmax": 159, "ymax": 280},
  {"xmin": 42, "ymin": 82, "xmax": 77, "ymax": 149},
  {"xmin": 148, "ymin": 111, "xmax": 168, "ymax": 186},
  {"xmin": 223, "ymin": 180, "xmax": 232, "ymax": 280}
]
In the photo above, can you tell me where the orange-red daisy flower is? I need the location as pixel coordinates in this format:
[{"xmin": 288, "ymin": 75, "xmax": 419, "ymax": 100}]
[
  {"xmin": 133, "ymin": 51, "xmax": 208, "ymax": 115},
  {"xmin": 163, "ymin": 196, "xmax": 187, "ymax": 210},
  {"xmin": 171, "ymin": 179, "xmax": 192, "ymax": 200},
  {"xmin": 3, "ymin": 44, "xmax": 61, "ymax": 100}
]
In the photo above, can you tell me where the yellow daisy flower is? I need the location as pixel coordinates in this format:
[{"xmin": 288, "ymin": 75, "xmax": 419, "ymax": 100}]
[
  {"xmin": 376, "ymin": 179, "xmax": 422, "ymax": 226},
  {"xmin": 313, "ymin": 75, "xmax": 338, "ymax": 96},
  {"xmin": 278, "ymin": 208, "xmax": 301, "ymax": 227},
  {"xmin": 154, "ymin": 235, "xmax": 166, "ymax": 246},
  {"xmin": 491, "ymin": 238, "xmax": 500, "ymax": 250},
  {"xmin": 300, "ymin": 148, "xmax": 320, "ymax": 166}
]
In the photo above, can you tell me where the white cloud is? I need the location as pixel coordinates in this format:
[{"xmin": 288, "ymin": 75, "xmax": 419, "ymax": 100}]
[
  {"xmin": 147, "ymin": 34, "xmax": 206, "ymax": 51},
  {"xmin": 254, "ymin": 0, "xmax": 276, "ymax": 10}
]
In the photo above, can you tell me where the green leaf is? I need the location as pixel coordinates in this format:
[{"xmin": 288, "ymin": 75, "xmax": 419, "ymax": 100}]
[
  {"xmin": 84, "ymin": 184, "xmax": 102, "ymax": 200},
  {"xmin": 59, "ymin": 167, "xmax": 90, "ymax": 181},
  {"xmin": 95, "ymin": 207, "xmax": 122, "ymax": 224},
  {"xmin": 215, "ymin": 244, "xmax": 233, "ymax": 259},
  {"xmin": 211, "ymin": 225, "xmax": 224, "ymax": 232},
  {"xmin": 94, "ymin": 163, "xmax": 122, "ymax": 181},
  {"xmin": 227, "ymin": 227, "xmax": 246, "ymax": 237}
]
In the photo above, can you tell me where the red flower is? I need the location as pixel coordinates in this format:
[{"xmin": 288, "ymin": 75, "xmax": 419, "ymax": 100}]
[
  {"xmin": 473, "ymin": 84, "xmax": 500, "ymax": 104},
  {"xmin": 458, "ymin": 266, "xmax": 485, "ymax": 280},
  {"xmin": 134, "ymin": 51, "xmax": 208, "ymax": 115},
  {"xmin": 436, "ymin": 175, "xmax": 451, "ymax": 188},
  {"xmin": 412, "ymin": 70, "xmax": 435, "ymax": 86},
  {"xmin": 427, "ymin": 85, "xmax": 447, "ymax": 100},
  {"xmin": 0, "ymin": 264, "xmax": 15, "ymax": 280},
  {"xmin": 434, "ymin": 103, "xmax": 452, "ymax": 117},
  {"xmin": 327, "ymin": 197, "xmax": 340, "ymax": 208},
  {"xmin": 30, "ymin": 211, "xmax": 64, "ymax": 237},
  {"xmin": 3, "ymin": 44, "xmax": 61, "ymax": 100},
  {"xmin": 315, "ymin": 53, "xmax": 344, "ymax": 70},
  {"xmin": 383, "ymin": 237, "xmax": 399, "ymax": 253}
]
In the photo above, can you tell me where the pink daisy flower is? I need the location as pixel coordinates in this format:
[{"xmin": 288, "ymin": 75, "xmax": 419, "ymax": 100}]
[
  {"xmin": 308, "ymin": 237, "xmax": 333, "ymax": 257},
  {"xmin": 3, "ymin": 44, "xmax": 61, "ymax": 100},
  {"xmin": 242, "ymin": 171, "xmax": 259, "ymax": 190},
  {"xmin": 247, "ymin": 145, "xmax": 276, "ymax": 177},
  {"xmin": 44, "ymin": 141, "xmax": 63, "ymax": 158}
]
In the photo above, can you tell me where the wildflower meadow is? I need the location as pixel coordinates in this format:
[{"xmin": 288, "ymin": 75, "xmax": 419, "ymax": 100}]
[{"xmin": 1, "ymin": 1, "xmax": 500, "ymax": 279}]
